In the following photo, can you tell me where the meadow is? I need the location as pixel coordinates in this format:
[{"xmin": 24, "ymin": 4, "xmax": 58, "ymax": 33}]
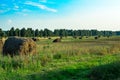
[{"xmin": 0, "ymin": 36, "xmax": 120, "ymax": 80}]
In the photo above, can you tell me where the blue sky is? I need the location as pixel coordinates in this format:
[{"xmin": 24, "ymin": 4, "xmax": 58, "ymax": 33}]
[{"xmin": 0, "ymin": 0, "xmax": 120, "ymax": 31}]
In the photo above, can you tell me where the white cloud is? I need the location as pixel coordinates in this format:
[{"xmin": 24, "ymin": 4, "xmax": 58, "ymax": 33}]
[
  {"xmin": 0, "ymin": 8, "xmax": 11, "ymax": 14},
  {"xmin": 39, "ymin": 0, "xmax": 47, "ymax": 3},
  {"xmin": 22, "ymin": 9, "xmax": 31, "ymax": 12},
  {"xmin": 23, "ymin": 13, "xmax": 28, "ymax": 16},
  {"xmin": 15, "ymin": 9, "xmax": 30, "ymax": 16},
  {"xmin": 14, "ymin": 5, "xmax": 19, "ymax": 9},
  {"xmin": 16, "ymin": 12, "xmax": 28, "ymax": 16},
  {"xmin": 25, "ymin": 1, "xmax": 57, "ymax": 12},
  {"xmin": 14, "ymin": 5, "xmax": 19, "ymax": 10},
  {"xmin": 39, "ymin": 0, "xmax": 55, "ymax": 4},
  {"xmin": 8, "ymin": 19, "xmax": 12, "ymax": 24}
]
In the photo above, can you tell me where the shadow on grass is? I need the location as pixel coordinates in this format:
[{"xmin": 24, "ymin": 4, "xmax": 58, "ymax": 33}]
[
  {"xmin": 89, "ymin": 61, "xmax": 120, "ymax": 80},
  {"xmin": 2, "ymin": 61, "xmax": 120, "ymax": 80},
  {"xmin": 25, "ymin": 68, "xmax": 90, "ymax": 80},
  {"xmin": 25, "ymin": 61, "xmax": 120, "ymax": 80}
]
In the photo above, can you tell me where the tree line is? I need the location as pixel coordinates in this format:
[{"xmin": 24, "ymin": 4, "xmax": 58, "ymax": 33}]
[{"xmin": 0, "ymin": 27, "xmax": 120, "ymax": 38}]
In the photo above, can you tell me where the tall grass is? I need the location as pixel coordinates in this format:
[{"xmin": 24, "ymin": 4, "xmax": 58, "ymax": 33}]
[{"xmin": 0, "ymin": 36, "xmax": 119, "ymax": 80}]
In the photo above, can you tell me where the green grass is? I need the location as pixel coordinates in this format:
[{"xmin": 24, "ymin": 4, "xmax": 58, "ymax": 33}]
[
  {"xmin": 0, "ymin": 36, "xmax": 120, "ymax": 80},
  {"xmin": 89, "ymin": 61, "xmax": 120, "ymax": 80}
]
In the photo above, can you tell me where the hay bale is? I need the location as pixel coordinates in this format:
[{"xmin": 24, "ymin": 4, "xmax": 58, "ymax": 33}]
[
  {"xmin": 79, "ymin": 36, "xmax": 83, "ymax": 39},
  {"xmin": 48, "ymin": 37, "xmax": 51, "ymax": 39},
  {"xmin": 0, "ymin": 39, "xmax": 4, "ymax": 53},
  {"xmin": 86, "ymin": 36, "xmax": 88, "ymax": 38},
  {"xmin": 0, "ymin": 37, "xmax": 6, "ymax": 53},
  {"xmin": 32, "ymin": 37, "xmax": 39, "ymax": 41},
  {"xmin": 94, "ymin": 36, "xmax": 98, "ymax": 39},
  {"xmin": 1, "ymin": 37, "xmax": 6, "ymax": 44},
  {"xmin": 3, "ymin": 37, "xmax": 37, "ymax": 56},
  {"xmin": 53, "ymin": 38, "xmax": 61, "ymax": 43},
  {"xmin": 73, "ymin": 36, "xmax": 77, "ymax": 39}
]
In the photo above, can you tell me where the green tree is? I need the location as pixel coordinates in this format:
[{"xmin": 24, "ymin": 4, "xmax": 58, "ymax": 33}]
[
  {"xmin": 67, "ymin": 30, "xmax": 73, "ymax": 36},
  {"xmin": 14, "ymin": 28, "xmax": 20, "ymax": 36},
  {"xmin": 91, "ymin": 29, "xmax": 98, "ymax": 36},
  {"xmin": 59, "ymin": 29, "xmax": 66, "ymax": 38},
  {"xmin": 39, "ymin": 30, "xmax": 44, "ymax": 37},
  {"xmin": 54, "ymin": 29, "xmax": 59, "ymax": 36},
  {"xmin": 20, "ymin": 28, "xmax": 26, "ymax": 37},
  {"xmin": 26, "ymin": 28, "xmax": 34, "ymax": 37},
  {"xmin": 43, "ymin": 28, "xmax": 52, "ymax": 37},
  {"xmin": 35, "ymin": 29, "xmax": 39, "ymax": 37},
  {"xmin": 0, "ymin": 28, "xmax": 4, "ymax": 38},
  {"xmin": 9, "ymin": 27, "xmax": 15, "ymax": 36}
]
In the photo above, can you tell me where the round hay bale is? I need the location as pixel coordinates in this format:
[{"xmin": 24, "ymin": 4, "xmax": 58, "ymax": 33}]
[
  {"xmin": 32, "ymin": 37, "xmax": 39, "ymax": 41},
  {"xmin": 94, "ymin": 36, "xmax": 98, "ymax": 39},
  {"xmin": 48, "ymin": 37, "xmax": 51, "ymax": 39},
  {"xmin": 53, "ymin": 38, "xmax": 61, "ymax": 43},
  {"xmin": 86, "ymin": 36, "xmax": 88, "ymax": 38},
  {"xmin": 3, "ymin": 37, "xmax": 37, "ymax": 56},
  {"xmin": 73, "ymin": 36, "xmax": 77, "ymax": 39},
  {"xmin": 1, "ymin": 37, "xmax": 6, "ymax": 44},
  {"xmin": 79, "ymin": 37, "xmax": 83, "ymax": 39}
]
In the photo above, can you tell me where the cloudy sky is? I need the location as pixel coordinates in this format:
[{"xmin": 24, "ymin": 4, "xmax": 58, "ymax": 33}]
[{"xmin": 0, "ymin": 0, "xmax": 120, "ymax": 31}]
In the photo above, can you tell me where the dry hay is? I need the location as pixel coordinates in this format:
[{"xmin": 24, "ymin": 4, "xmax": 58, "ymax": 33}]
[
  {"xmin": 1, "ymin": 37, "xmax": 6, "ymax": 44},
  {"xmin": 3, "ymin": 37, "xmax": 37, "ymax": 56},
  {"xmin": 53, "ymin": 38, "xmax": 61, "ymax": 43},
  {"xmin": 0, "ymin": 37, "xmax": 6, "ymax": 53},
  {"xmin": 0, "ymin": 40, "xmax": 3, "ymax": 53}
]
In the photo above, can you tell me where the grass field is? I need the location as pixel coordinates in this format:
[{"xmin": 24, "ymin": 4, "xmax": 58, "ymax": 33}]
[{"xmin": 0, "ymin": 36, "xmax": 120, "ymax": 80}]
